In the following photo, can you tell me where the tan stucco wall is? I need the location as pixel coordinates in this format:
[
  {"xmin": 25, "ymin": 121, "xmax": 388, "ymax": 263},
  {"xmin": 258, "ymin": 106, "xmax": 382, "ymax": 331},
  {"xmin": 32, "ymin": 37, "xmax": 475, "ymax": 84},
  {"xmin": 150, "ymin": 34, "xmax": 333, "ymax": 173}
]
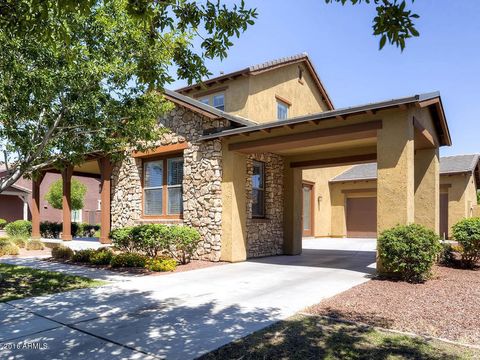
[
  {"xmin": 185, "ymin": 62, "xmax": 329, "ymax": 123},
  {"xmin": 441, "ymin": 172, "xmax": 477, "ymax": 237},
  {"xmin": 304, "ymin": 171, "xmax": 476, "ymax": 239},
  {"xmin": 377, "ymin": 110, "xmax": 415, "ymax": 233},
  {"xmin": 302, "ymin": 165, "xmax": 352, "ymax": 237}
]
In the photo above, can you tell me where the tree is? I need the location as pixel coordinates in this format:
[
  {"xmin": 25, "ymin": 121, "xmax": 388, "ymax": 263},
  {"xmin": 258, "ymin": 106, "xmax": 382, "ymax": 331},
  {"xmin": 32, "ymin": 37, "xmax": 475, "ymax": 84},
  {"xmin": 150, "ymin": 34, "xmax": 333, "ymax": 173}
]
[
  {"xmin": 45, "ymin": 178, "xmax": 88, "ymax": 210},
  {"xmin": 0, "ymin": 0, "xmax": 257, "ymax": 193},
  {"xmin": 325, "ymin": 0, "xmax": 420, "ymax": 50}
]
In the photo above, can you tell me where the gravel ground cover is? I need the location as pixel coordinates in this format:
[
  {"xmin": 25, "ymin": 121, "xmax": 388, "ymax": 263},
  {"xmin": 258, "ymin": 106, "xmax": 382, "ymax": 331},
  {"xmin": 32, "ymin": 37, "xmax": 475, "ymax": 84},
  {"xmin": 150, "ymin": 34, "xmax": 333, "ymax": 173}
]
[{"xmin": 306, "ymin": 265, "xmax": 480, "ymax": 346}]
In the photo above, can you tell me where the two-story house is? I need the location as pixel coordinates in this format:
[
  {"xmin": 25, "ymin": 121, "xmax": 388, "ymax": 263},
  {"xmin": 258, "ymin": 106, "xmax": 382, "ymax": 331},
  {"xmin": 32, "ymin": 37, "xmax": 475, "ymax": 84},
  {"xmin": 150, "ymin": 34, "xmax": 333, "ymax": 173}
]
[{"xmin": 28, "ymin": 53, "xmax": 455, "ymax": 266}]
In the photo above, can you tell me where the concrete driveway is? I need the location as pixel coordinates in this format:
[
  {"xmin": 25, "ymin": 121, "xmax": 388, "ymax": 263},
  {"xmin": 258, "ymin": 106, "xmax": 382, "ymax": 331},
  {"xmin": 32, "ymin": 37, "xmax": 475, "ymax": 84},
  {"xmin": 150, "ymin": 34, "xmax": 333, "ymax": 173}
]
[{"xmin": 1, "ymin": 238, "xmax": 376, "ymax": 360}]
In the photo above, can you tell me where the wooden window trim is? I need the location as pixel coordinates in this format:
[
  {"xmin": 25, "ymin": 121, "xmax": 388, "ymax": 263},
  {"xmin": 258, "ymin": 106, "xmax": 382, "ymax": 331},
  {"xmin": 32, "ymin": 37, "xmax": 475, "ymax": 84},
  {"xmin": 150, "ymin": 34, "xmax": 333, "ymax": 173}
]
[
  {"xmin": 275, "ymin": 95, "xmax": 292, "ymax": 107},
  {"xmin": 141, "ymin": 153, "xmax": 184, "ymax": 220},
  {"xmin": 252, "ymin": 160, "xmax": 266, "ymax": 219}
]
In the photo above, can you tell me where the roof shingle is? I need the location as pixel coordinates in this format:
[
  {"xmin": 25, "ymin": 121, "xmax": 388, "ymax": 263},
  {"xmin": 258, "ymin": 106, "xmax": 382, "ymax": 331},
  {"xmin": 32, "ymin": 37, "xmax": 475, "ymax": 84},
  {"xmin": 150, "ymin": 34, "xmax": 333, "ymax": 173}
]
[{"xmin": 330, "ymin": 154, "xmax": 480, "ymax": 183}]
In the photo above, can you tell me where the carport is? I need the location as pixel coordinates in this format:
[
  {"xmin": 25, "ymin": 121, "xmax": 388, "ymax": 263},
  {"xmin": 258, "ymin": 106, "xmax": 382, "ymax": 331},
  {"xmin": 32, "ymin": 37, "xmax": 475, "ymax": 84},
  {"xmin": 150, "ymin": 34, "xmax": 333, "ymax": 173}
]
[{"xmin": 203, "ymin": 92, "xmax": 451, "ymax": 269}]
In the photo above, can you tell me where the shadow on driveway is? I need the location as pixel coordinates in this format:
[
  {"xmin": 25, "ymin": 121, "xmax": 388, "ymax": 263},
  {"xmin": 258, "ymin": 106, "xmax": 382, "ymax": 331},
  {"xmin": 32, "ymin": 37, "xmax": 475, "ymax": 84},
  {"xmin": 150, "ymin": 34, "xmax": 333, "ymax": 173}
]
[
  {"xmin": 248, "ymin": 249, "xmax": 377, "ymax": 275},
  {"xmin": 2, "ymin": 287, "xmax": 281, "ymax": 360}
]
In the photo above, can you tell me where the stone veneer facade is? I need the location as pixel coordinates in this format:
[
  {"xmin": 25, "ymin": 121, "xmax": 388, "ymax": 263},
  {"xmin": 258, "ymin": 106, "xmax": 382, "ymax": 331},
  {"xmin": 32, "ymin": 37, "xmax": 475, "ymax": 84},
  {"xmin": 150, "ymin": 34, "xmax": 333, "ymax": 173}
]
[
  {"xmin": 246, "ymin": 153, "xmax": 284, "ymax": 258},
  {"xmin": 111, "ymin": 105, "xmax": 227, "ymax": 261}
]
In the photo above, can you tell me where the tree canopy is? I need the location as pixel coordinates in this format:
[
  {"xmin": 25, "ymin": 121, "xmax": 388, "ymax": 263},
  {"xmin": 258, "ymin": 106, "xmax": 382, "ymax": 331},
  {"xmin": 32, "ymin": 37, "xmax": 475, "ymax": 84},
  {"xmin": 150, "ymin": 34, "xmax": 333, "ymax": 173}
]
[
  {"xmin": 45, "ymin": 178, "xmax": 88, "ymax": 210},
  {"xmin": 0, "ymin": 0, "xmax": 257, "ymax": 193},
  {"xmin": 325, "ymin": 0, "xmax": 420, "ymax": 50}
]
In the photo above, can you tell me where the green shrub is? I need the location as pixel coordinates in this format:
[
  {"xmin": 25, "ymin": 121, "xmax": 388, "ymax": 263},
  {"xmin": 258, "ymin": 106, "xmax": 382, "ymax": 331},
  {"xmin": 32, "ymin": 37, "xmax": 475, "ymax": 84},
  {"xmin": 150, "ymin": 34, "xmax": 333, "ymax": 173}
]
[
  {"xmin": 0, "ymin": 218, "xmax": 7, "ymax": 230},
  {"xmin": 51, "ymin": 245, "xmax": 74, "ymax": 260},
  {"xmin": 0, "ymin": 239, "xmax": 20, "ymax": 256},
  {"xmin": 25, "ymin": 239, "xmax": 45, "ymax": 251},
  {"xmin": 378, "ymin": 224, "xmax": 441, "ymax": 282},
  {"xmin": 11, "ymin": 237, "xmax": 27, "ymax": 248},
  {"xmin": 5, "ymin": 220, "xmax": 32, "ymax": 238},
  {"xmin": 110, "ymin": 227, "xmax": 135, "ymax": 252},
  {"xmin": 110, "ymin": 253, "xmax": 147, "ymax": 268},
  {"xmin": 452, "ymin": 217, "xmax": 480, "ymax": 268},
  {"xmin": 166, "ymin": 225, "xmax": 201, "ymax": 264},
  {"xmin": 130, "ymin": 224, "xmax": 170, "ymax": 257},
  {"xmin": 438, "ymin": 243, "xmax": 456, "ymax": 266},
  {"xmin": 72, "ymin": 249, "xmax": 95, "ymax": 263},
  {"xmin": 40, "ymin": 221, "xmax": 62, "ymax": 238},
  {"xmin": 145, "ymin": 257, "xmax": 177, "ymax": 272},
  {"xmin": 90, "ymin": 248, "xmax": 114, "ymax": 265}
]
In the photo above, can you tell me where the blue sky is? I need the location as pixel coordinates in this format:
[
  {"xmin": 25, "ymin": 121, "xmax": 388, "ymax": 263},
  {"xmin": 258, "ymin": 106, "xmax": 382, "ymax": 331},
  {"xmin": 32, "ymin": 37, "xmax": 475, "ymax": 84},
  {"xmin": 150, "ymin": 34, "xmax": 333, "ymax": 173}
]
[{"xmin": 172, "ymin": 0, "xmax": 480, "ymax": 157}]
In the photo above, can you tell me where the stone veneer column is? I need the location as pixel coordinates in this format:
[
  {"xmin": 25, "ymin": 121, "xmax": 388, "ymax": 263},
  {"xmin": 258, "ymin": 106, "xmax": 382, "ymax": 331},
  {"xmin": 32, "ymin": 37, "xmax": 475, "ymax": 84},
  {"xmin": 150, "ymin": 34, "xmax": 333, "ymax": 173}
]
[{"xmin": 414, "ymin": 147, "xmax": 440, "ymax": 233}]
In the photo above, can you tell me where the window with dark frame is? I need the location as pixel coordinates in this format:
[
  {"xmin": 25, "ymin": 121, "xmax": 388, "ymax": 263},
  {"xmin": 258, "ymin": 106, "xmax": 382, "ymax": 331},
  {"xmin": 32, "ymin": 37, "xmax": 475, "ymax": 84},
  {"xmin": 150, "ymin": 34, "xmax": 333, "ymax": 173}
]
[
  {"xmin": 252, "ymin": 161, "xmax": 265, "ymax": 218},
  {"xmin": 143, "ymin": 156, "xmax": 184, "ymax": 217},
  {"xmin": 277, "ymin": 100, "xmax": 289, "ymax": 120}
]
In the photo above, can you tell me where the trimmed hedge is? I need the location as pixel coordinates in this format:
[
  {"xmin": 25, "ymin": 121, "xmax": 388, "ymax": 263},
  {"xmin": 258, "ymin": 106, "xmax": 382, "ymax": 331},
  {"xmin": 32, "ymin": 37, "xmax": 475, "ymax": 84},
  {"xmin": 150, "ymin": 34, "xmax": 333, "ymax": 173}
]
[
  {"xmin": 40, "ymin": 221, "xmax": 100, "ymax": 239},
  {"xmin": 0, "ymin": 238, "xmax": 20, "ymax": 256},
  {"xmin": 111, "ymin": 224, "xmax": 201, "ymax": 264},
  {"xmin": 89, "ymin": 248, "xmax": 114, "ymax": 265},
  {"xmin": 110, "ymin": 253, "xmax": 147, "ymax": 268},
  {"xmin": 452, "ymin": 217, "xmax": 480, "ymax": 268},
  {"xmin": 145, "ymin": 257, "xmax": 177, "ymax": 272},
  {"xmin": 11, "ymin": 237, "xmax": 27, "ymax": 248},
  {"xmin": 378, "ymin": 224, "xmax": 441, "ymax": 282},
  {"xmin": 5, "ymin": 220, "xmax": 31, "ymax": 238},
  {"xmin": 25, "ymin": 239, "xmax": 45, "ymax": 251},
  {"xmin": 52, "ymin": 245, "xmax": 74, "ymax": 260},
  {"xmin": 72, "ymin": 249, "xmax": 95, "ymax": 263}
]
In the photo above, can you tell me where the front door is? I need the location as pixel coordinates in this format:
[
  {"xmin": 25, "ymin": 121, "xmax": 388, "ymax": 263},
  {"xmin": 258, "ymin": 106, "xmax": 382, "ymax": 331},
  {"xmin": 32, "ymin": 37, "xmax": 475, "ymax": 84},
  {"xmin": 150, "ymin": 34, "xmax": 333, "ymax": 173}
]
[
  {"xmin": 302, "ymin": 182, "xmax": 314, "ymax": 237},
  {"xmin": 440, "ymin": 193, "xmax": 449, "ymax": 239}
]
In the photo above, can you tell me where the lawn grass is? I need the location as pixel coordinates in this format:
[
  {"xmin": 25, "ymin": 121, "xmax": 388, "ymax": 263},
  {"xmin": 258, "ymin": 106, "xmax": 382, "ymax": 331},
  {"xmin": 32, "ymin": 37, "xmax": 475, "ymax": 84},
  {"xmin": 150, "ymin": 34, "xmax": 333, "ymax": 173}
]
[
  {"xmin": 0, "ymin": 263, "xmax": 106, "ymax": 302},
  {"xmin": 200, "ymin": 315, "xmax": 479, "ymax": 360}
]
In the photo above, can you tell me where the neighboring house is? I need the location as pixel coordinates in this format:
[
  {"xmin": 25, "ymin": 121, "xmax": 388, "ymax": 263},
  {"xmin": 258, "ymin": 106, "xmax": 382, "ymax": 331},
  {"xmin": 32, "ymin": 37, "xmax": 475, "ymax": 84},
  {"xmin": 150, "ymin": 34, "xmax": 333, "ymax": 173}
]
[
  {"xmin": 302, "ymin": 154, "xmax": 480, "ymax": 239},
  {"xmin": 0, "ymin": 170, "xmax": 101, "ymax": 224},
  {"xmin": 28, "ymin": 53, "xmax": 453, "ymax": 267}
]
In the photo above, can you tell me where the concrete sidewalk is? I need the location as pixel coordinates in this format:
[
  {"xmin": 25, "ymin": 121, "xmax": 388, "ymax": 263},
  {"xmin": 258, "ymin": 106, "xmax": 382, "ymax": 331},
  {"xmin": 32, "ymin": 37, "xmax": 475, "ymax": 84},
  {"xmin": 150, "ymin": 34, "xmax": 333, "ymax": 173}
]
[{"xmin": 0, "ymin": 238, "xmax": 376, "ymax": 359}]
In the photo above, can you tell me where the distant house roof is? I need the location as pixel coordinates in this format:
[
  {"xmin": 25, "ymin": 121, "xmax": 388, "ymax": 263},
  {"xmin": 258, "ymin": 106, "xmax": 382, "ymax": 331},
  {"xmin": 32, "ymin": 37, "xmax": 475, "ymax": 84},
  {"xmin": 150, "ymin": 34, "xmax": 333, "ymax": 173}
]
[
  {"xmin": 175, "ymin": 53, "xmax": 334, "ymax": 110},
  {"xmin": 330, "ymin": 154, "xmax": 480, "ymax": 183}
]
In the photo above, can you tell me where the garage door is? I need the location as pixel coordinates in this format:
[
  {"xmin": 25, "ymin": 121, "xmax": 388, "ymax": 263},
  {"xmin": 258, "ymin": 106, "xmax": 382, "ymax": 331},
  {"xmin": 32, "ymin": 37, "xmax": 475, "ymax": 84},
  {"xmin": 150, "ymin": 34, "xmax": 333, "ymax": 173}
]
[{"xmin": 346, "ymin": 197, "xmax": 377, "ymax": 238}]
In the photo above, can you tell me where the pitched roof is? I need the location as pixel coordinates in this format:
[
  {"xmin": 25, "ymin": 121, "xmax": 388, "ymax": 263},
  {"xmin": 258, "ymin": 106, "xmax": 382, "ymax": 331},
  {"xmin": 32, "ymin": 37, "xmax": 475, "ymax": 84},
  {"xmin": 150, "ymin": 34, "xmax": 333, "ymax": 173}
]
[
  {"xmin": 330, "ymin": 154, "xmax": 480, "ymax": 183},
  {"xmin": 176, "ymin": 53, "xmax": 334, "ymax": 110},
  {"xmin": 201, "ymin": 92, "xmax": 451, "ymax": 147},
  {"xmin": 164, "ymin": 89, "xmax": 256, "ymax": 127}
]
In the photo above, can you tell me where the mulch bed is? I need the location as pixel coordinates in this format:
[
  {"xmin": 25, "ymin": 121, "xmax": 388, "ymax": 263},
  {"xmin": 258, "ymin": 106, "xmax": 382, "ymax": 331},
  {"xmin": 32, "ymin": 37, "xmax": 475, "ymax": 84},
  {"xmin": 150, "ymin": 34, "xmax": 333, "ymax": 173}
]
[
  {"xmin": 43, "ymin": 257, "xmax": 226, "ymax": 276},
  {"xmin": 306, "ymin": 265, "xmax": 480, "ymax": 346}
]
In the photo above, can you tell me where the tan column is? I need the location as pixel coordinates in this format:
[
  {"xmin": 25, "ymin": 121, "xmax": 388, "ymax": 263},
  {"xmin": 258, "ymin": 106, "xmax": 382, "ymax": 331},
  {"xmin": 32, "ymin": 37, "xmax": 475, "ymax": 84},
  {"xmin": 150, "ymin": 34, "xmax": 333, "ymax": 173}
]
[
  {"xmin": 31, "ymin": 172, "xmax": 45, "ymax": 239},
  {"xmin": 220, "ymin": 148, "xmax": 247, "ymax": 262},
  {"xmin": 283, "ymin": 160, "xmax": 303, "ymax": 255},
  {"xmin": 414, "ymin": 147, "xmax": 440, "ymax": 233},
  {"xmin": 62, "ymin": 165, "xmax": 73, "ymax": 241},
  {"xmin": 98, "ymin": 157, "xmax": 113, "ymax": 244},
  {"xmin": 377, "ymin": 113, "xmax": 415, "ymax": 234}
]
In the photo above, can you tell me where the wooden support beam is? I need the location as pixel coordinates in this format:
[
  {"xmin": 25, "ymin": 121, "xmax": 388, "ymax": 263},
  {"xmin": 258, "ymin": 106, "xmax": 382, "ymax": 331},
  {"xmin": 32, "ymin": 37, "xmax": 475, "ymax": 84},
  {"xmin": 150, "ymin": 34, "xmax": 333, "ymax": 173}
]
[
  {"xmin": 31, "ymin": 172, "xmax": 46, "ymax": 239},
  {"xmin": 335, "ymin": 115, "xmax": 345, "ymax": 121},
  {"xmin": 62, "ymin": 165, "xmax": 73, "ymax": 241},
  {"xmin": 290, "ymin": 153, "xmax": 377, "ymax": 169},
  {"xmin": 98, "ymin": 157, "xmax": 113, "ymax": 244},
  {"xmin": 413, "ymin": 117, "xmax": 437, "ymax": 149},
  {"xmin": 417, "ymin": 98, "xmax": 439, "ymax": 108},
  {"xmin": 133, "ymin": 143, "xmax": 188, "ymax": 159},
  {"xmin": 229, "ymin": 120, "xmax": 382, "ymax": 154}
]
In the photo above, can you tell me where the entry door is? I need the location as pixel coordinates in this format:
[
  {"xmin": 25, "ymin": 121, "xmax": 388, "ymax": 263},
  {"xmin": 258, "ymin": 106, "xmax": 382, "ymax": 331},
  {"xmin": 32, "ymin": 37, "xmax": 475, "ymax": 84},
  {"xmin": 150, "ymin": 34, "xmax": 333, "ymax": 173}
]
[
  {"xmin": 440, "ymin": 193, "xmax": 449, "ymax": 239},
  {"xmin": 302, "ymin": 183, "xmax": 314, "ymax": 237}
]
